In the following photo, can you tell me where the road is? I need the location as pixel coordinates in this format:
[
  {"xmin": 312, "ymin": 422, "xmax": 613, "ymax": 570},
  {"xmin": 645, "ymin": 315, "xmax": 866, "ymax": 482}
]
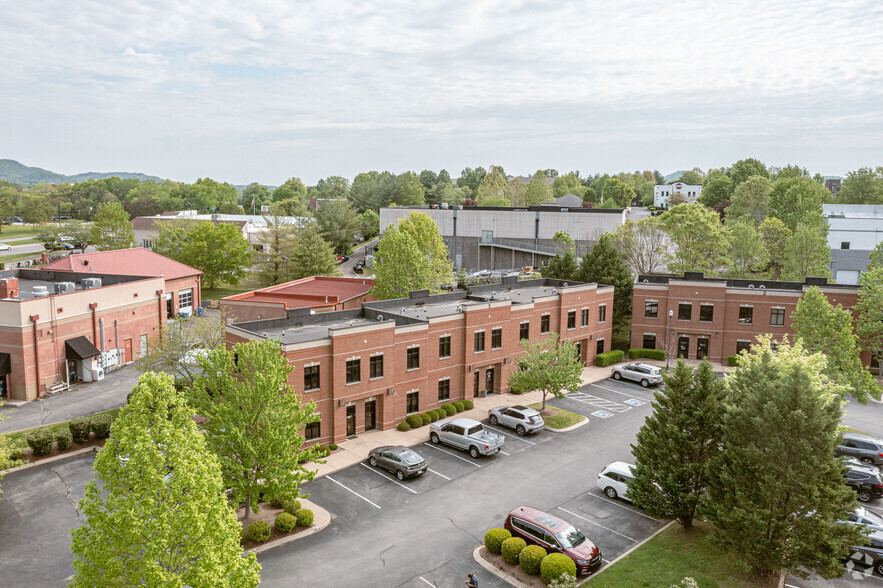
[{"xmin": 339, "ymin": 238, "xmax": 378, "ymax": 278}]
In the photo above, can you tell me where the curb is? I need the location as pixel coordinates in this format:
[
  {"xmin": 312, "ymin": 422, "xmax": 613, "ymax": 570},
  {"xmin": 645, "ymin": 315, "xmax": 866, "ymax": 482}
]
[
  {"xmin": 544, "ymin": 417, "xmax": 589, "ymax": 433},
  {"xmin": 472, "ymin": 545, "xmax": 531, "ymax": 588},
  {"xmin": 869, "ymin": 394, "xmax": 883, "ymax": 405},
  {"xmin": 2, "ymin": 445, "xmax": 98, "ymax": 474},
  {"xmin": 246, "ymin": 499, "xmax": 331, "ymax": 555},
  {"xmin": 588, "ymin": 520, "xmax": 675, "ymax": 581}
]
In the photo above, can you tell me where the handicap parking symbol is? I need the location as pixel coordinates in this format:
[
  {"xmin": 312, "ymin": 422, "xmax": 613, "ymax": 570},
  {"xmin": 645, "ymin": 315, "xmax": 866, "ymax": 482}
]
[
  {"xmin": 591, "ymin": 410, "xmax": 613, "ymax": 418},
  {"xmin": 624, "ymin": 399, "xmax": 645, "ymax": 406}
]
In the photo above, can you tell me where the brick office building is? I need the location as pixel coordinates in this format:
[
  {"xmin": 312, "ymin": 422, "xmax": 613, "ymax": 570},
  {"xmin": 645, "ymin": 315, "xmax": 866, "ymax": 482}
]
[
  {"xmin": 227, "ymin": 277, "xmax": 614, "ymax": 445},
  {"xmin": 630, "ymin": 272, "xmax": 861, "ymax": 364}
]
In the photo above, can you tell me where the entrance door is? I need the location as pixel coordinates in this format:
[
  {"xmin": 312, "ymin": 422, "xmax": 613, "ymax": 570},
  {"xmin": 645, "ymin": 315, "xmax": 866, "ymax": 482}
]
[
  {"xmin": 364, "ymin": 400, "xmax": 376, "ymax": 431},
  {"xmin": 678, "ymin": 336, "xmax": 690, "ymax": 358},
  {"xmin": 123, "ymin": 338, "xmax": 133, "ymax": 363},
  {"xmin": 346, "ymin": 405, "xmax": 356, "ymax": 437},
  {"xmin": 474, "ymin": 371, "xmax": 480, "ymax": 396},
  {"xmin": 696, "ymin": 337, "xmax": 709, "ymax": 360},
  {"xmin": 166, "ymin": 293, "xmax": 174, "ymax": 319},
  {"xmin": 486, "ymin": 368, "xmax": 495, "ymax": 394}
]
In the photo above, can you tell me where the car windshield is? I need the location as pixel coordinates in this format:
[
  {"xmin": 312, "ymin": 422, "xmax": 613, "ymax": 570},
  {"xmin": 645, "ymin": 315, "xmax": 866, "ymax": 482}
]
[
  {"xmin": 555, "ymin": 526, "xmax": 586, "ymax": 549},
  {"xmin": 467, "ymin": 424, "xmax": 484, "ymax": 436},
  {"xmin": 399, "ymin": 450, "xmax": 423, "ymax": 465}
]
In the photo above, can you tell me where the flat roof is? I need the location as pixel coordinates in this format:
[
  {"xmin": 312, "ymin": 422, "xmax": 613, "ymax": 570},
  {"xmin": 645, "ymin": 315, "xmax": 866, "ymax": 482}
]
[
  {"xmin": 636, "ymin": 273, "xmax": 859, "ymax": 292},
  {"xmin": 222, "ymin": 276, "xmax": 375, "ymax": 310},
  {"xmin": 0, "ymin": 269, "xmax": 149, "ymax": 301}
]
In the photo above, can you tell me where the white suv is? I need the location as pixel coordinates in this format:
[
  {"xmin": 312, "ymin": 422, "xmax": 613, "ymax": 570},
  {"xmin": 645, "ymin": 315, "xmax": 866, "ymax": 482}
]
[{"xmin": 597, "ymin": 461, "xmax": 635, "ymax": 501}]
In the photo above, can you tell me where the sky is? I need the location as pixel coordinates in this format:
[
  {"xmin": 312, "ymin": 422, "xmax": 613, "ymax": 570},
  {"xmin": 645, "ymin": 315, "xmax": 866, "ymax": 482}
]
[{"xmin": 2, "ymin": 0, "xmax": 882, "ymax": 185}]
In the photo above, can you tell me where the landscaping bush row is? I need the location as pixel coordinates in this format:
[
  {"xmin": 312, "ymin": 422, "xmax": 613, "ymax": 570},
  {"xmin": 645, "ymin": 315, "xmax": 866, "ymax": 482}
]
[
  {"xmin": 485, "ymin": 528, "xmax": 577, "ymax": 585},
  {"xmin": 23, "ymin": 413, "xmax": 117, "ymax": 457},
  {"xmin": 246, "ymin": 507, "xmax": 316, "ymax": 544},
  {"xmin": 397, "ymin": 400, "xmax": 475, "ymax": 431},
  {"xmin": 628, "ymin": 348, "xmax": 665, "ymax": 360},
  {"xmin": 594, "ymin": 350, "xmax": 625, "ymax": 367}
]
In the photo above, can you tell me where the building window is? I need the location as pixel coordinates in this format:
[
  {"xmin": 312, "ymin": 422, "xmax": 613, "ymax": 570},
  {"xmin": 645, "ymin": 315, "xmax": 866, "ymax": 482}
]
[
  {"xmin": 645, "ymin": 301, "xmax": 658, "ymax": 318},
  {"xmin": 540, "ymin": 314, "xmax": 550, "ymax": 333},
  {"xmin": 642, "ymin": 334, "xmax": 656, "ymax": 349},
  {"xmin": 304, "ymin": 365, "xmax": 320, "ymax": 391},
  {"xmin": 142, "ymin": 239, "xmax": 154, "ymax": 249},
  {"xmin": 406, "ymin": 391, "xmax": 419, "ymax": 414},
  {"xmin": 520, "ymin": 322, "xmax": 530, "ymax": 340},
  {"xmin": 770, "ymin": 308, "xmax": 785, "ymax": 326},
  {"xmin": 474, "ymin": 331, "xmax": 485, "ymax": 352},
  {"xmin": 736, "ymin": 340, "xmax": 751, "ymax": 355},
  {"xmin": 305, "ymin": 421, "xmax": 320, "ymax": 441},
  {"xmin": 738, "ymin": 306, "xmax": 753, "ymax": 324},
  {"xmin": 407, "ymin": 347, "xmax": 420, "ymax": 370},
  {"xmin": 699, "ymin": 304, "xmax": 714, "ymax": 322},
  {"xmin": 596, "ymin": 338, "xmax": 604, "ymax": 355},
  {"xmin": 491, "ymin": 327, "xmax": 502, "ymax": 349},
  {"xmin": 439, "ymin": 336, "xmax": 451, "ymax": 359},
  {"xmin": 841, "ymin": 242, "xmax": 850, "ymax": 250},
  {"xmin": 369, "ymin": 355, "xmax": 384, "ymax": 379},
  {"xmin": 598, "ymin": 305, "xmax": 607, "ymax": 323},
  {"xmin": 437, "ymin": 379, "xmax": 450, "ymax": 401},
  {"xmin": 567, "ymin": 310, "xmax": 576, "ymax": 329},
  {"xmin": 346, "ymin": 359, "xmax": 360, "ymax": 384},
  {"xmin": 581, "ymin": 308, "xmax": 589, "ymax": 327},
  {"xmin": 678, "ymin": 303, "xmax": 691, "ymax": 321},
  {"xmin": 178, "ymin": 289, "xmax": 193, "ymax": 309}
]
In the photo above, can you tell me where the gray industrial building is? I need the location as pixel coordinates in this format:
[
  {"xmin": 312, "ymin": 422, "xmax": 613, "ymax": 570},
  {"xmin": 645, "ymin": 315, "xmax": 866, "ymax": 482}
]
[{"xmin": 380, "ymin": 205, "xmax": 627, "ymax": 271}]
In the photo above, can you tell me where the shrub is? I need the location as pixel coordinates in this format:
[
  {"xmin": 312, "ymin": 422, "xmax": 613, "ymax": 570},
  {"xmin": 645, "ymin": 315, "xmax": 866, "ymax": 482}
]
[
  {"xmin": 55, "ymin": 428, "xmax": 73, "ymax": 451},
  {"xmin": 484, "ymin": 528, "xmax": 511, "ymax": 554},
  {"xmin": 247, "ymin": 520, "xmax": 271, "ymax": 543},
  {"xmin": 328, "ymin": 443, "xmax": 338, "ymax": 450},
  {"xmin": 269, "ymin": 497, "xmax": 286, "ymax": 509},
  {"xmin": 425, "ymin": 411, "xmax": 439, "ymax": 423},
  {"xmin": 274, "ymin": 512, "xmax": 297, "ymax": 533},
  {"xmin": 452, "ymin": 401, "xmax": 465, "ymax": 412},
  {"xmin": 296, "ymin": 508, "xmax": 315, "ymax": 527},
  {"xmin": 519, "ymin": 544, "xmax": 547, "ymax": 575},
  {"xmin": 406, "ymin": 414, "xmax": 423, "ymax": 429},
  {"xmin": 126, "ymin": 390, "xmax": 138, "ymax": 404},
  {"xmin": 463, "ymin": 400, "xmax": 474, "ymax": 410},
  {"xmin": 442, "ymin": 403, "xmax": 456, "ymax": 416},
  {"xmin": 501, "ymin": 536, "xmax": 527, "ymax": 565},
  {"xmin": 9, "ymin": 445, "xmax": 25, "ymax": 462},
  {"xmin": 69, "ymin": 417, "xmax": 91, "ymax": 444},
  {"xmin": 433, "ymin": 408, "xmax": 446, "ymax": 420},
  {"xmin": 283, "ymin": 499, "xmax": 302, "ymax": 516},
  {"xmin": 420, "ymin": 413, "xmax": 432, "ymax": 426},
  {"xmin": 27, "ymin": 429, "xmax": 55, "ymax": 456},
  {"xmin": 594, "ymin": 350, "xmax": 625, "ymax": 367},
  {"xmin": 397, "ymin": 422, "xmax": 411, "ymax": 432},
  {"xmin": 90, "ymin": 414, "xmax": 113, "ymax": 439},
  {"xmin": 547, "ymin": 573, "xmax": 577, "ymax": 588},
  {"xmin": 541, "ymin": 553, "xmax": 577, "ymax": 584},
  {"xmin": 628, "ymin": 348, "xmax": 665, "ymax": 360},
  {"xmin": 727, "ymin": 355, "xmax": 739, "ymax": 367}
]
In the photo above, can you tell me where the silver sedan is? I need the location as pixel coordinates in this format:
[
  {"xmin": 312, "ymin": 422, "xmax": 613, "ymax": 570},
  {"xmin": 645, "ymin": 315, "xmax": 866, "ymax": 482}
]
[
  {"xmin": 611, "ymin": 363, "xmax": 664, "ymax": 387},
  {"xmin": 487, "ymin": 405, "xmax": 544, "ymax": 436}
]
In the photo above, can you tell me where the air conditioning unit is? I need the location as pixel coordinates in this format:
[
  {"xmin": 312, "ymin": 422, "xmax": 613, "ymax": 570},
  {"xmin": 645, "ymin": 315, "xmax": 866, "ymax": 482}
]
[
  {"xmin": 91, "ymin": 368, "xmax": 105, "ymax": 381},
  {"xmin": 82, "ymin": 278, "xmax": 102, "ymax": 289},
  {"xmin": 31, "ymin": 285, "xmax": 49, "ymax": 297},
  {"xmin": 54, "ymin": 282, "xmax": 76, "ymax": 294}
]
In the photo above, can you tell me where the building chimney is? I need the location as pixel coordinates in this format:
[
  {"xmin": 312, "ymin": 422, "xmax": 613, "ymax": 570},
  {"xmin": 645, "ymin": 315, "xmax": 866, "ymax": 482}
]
[{"xmin": 0, "ymin": 278, "xmax": 19, "ymax": 299}]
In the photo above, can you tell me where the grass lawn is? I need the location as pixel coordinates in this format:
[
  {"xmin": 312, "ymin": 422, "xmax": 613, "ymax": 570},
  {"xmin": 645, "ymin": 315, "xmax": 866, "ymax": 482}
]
[
  {"xmin": 528, "ymin": 402, "xmax": 585, "ymax": 429},
  {"xmin": 840, "ymin": 425, "xmax": 872, "ymax": 436},
  {"xmin": 0, "ymin": 225, "xmax": 41, "ymax": 238},
  {"xmin": 4, "ymin": 407, "xmax": 122, "ymax": 450},
  {"xmin": 0, "ymin": 251, "xmax": 41, "ymax": 264},
  {"xmin": 201, "ymin": 285, "xmax": 251, "ymax": 301},
  {"xmin": 588, "ymin": 521, "xmax": 774, "ymax": 587}
]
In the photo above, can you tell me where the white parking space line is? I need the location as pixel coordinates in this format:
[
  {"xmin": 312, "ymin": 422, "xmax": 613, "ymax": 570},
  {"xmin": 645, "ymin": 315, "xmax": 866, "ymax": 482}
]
[
  {"xmin": 359, "ymin": 463, "xmax": 418, "ymax": 494},
  {"xmin": 566, "ymin": 391, "xmax": 631, "ymax": 413},
  {"xmin": 499, "ymin": 450, "xmax": 510, "ymax": 456},
  {"xmin": 584, "ymin": 492, "xmax": 663, "ymax": 522},
  {"xmin": 590, "ymin": 382, "xmax": 654, "ymax": 401},
  {"xmin": 326, "ymin": 475, "xmax": 382, "ymax": 509},
  {"xmin": 428, "ymin": 468, "xmax": 451, "ymax": 480},
  {"xmin": 422, "ymin": 443, "xmax": 482, "ymax": 467},
  {"xmin": 483, "ymin": 424, "xmax": 537, "ymax": 445},
  {"xmin": 558, "ymin": 507, "xmax": 638, "ymax": 542},
  {"xmin": 419, "ymin": 577, "xmax": 436, "ymax": 587}
]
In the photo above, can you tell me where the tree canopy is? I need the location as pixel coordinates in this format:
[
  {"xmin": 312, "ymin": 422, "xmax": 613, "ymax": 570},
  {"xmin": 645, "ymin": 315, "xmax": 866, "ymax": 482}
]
[
  {"xmin": 507, "ymin": 333, "xmax": 583, "ymax": 409},
  {"xmin": 661, "ymin": 204, "xmax": 730, "ymax": 276},
  {"xmin": 155, "ymin": 220, "xmax": 253, "ymax": 288},
  {"xmin": 372, "ymin": 212, "xmax": 451, "ymax": 299},
  {"xmin": 541, "ymin": 231, "xmax": 578, "ymax": 281},
  {"xmin": 90, "ymin": 201, "xmax": 135, "ymax": 250},
  {"xmin": 780, "ymin": 222, "xmax": 830, "ymax": 282},
  {"xmin": 576, "ymin": 234, "xmax": 632, "ymax": 331}
]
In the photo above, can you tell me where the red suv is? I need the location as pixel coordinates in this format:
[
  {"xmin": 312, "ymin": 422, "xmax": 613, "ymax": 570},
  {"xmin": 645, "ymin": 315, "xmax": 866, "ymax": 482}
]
[{"xmin": 504, "ymin": 506, "xmax": 602, "ymax": 575}]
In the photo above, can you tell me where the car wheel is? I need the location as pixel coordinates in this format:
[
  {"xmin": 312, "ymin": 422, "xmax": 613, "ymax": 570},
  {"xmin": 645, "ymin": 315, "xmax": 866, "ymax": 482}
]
[
  {"xmin": 858, "ymin": 489, "xmax": 873, "ymax": 503},
  {"xmin": 640, "ymin": 379, "xmax": 649, "ymax": 388},
  {"xmin": 516, "ymin": 425, "xmax": 526, "ymax": 436},
  {"xmin": 430, "ymin": 433, "xmax": 440, "ymax": 444},
  {"xmin": 396, "ymin": 470, "xmax": 404, "ymax": 481},
  {"xmin": 489, "ymin": 414, "xmax": 498, "ymax": 426},
  {"xmin": 605, "ymin": 487, "xmax": 618, "ymax": 499},
  {"xmin": 469, "ymin": 446, "xmax": 480, "ymax": 458},
  {"xmin": 860, "ymin": 457, "xmax": 875, "ymax": 465},
  {"xmin": 876, "ymin": 559, "xmax": 883, "ymax": 576},
  {"xmin": 369, "ymin": 456, "xmax": 377, "ymax": 467},
  {"xmin": 613, "ymin": 372, "xmax": 621, "ymax": 380}
]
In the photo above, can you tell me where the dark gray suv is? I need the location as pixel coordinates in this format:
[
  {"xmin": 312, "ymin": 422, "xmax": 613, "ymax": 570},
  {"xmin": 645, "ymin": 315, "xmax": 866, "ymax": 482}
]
[{"xmin": 836, "ymin": 432, "xmax": 883, "ymax": 466}]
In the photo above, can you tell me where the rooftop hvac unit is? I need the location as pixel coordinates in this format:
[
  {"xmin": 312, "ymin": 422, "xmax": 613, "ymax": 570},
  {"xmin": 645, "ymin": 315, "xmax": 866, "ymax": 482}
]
[
  {"xmin": 54, "ymin": 282, "xmax": 76, "ymax": 294},
  {"xmin": 32, "ymin": 285, "xmax": 49, "ymax": 297},
  {"xmin": 82, "ymin": 278, "xmax": 102, "ymax": 289}
]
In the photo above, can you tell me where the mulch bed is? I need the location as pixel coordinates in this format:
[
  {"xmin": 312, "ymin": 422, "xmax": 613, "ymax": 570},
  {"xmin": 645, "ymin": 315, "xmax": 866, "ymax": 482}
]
[
  {"xmin": 14, "ymin": 435, "xmax": 105, "ymax": 466},
  {"xmin": 478, "ymin": 546, "xmax": 589, "ymax": 587},
  {"xmin": 238, "ymin": 501, "xmax": 313, "ymax": 550}
]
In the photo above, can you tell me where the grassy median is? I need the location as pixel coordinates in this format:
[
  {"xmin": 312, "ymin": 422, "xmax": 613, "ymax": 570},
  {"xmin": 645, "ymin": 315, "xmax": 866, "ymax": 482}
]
[{"xmin": 528, "ymin": 403, "xmax": 585, "ymax": 429}]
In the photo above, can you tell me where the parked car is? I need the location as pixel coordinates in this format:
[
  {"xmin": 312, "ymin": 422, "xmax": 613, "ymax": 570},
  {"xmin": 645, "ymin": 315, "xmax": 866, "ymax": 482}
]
[
  {"xmin": 836, "ymin": 432, "xmax": 883, "ymax": 466},
  {"xmin": 845, "ymin": 530, "xmax": 883, "ymax": 577},
  {"xmin": 487, "ymin": 405, "xmax": 544, "ymax": 436},
  {"xmin": 504, "ymin": 505, "xmax": 603, "ymax": 575},
  {"xmin": 367, "ymin": 445, "xmax": 427, "ymax": 480},
  {"xmin": 611, "ymin": 363, "xmax": 664, "ymax": 387},
  {"xmin": 844, "ymin": 462, "xmax": 883, "ymax": 503},
  {"xmin": 848, "ymin": 506, "xmax": 883, "ymax": 534},
  {"xmin": 336, "ymin": 255, "xmax": 349, "ymax": 264},
  {"xmin": 353, "ymin": 265, "xmax": 364, "ymax": 274},
  {"xmin": 429, "ymin": 417, "xmax": 504, "ymax": 458},
  {"xmin": 0, "ymin": 243, "xmax": 11, "ymax": 251},
  {"xmin": 597, "ymin": 461, "xmax": 635, "ymax": 500}
]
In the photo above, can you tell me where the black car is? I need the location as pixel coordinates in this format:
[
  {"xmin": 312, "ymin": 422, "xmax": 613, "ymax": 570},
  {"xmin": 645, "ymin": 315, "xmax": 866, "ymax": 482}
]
[
  {"xmin": 837, "ymin": 432, "xmax": 883, "ymax": 467},
  {"xmin": 845, "ymin": 463, "xmax": 883, "ymax": 503},
  {"xmin": 367, "ymin": 445, "xmax": 427, "ymax": 480}
]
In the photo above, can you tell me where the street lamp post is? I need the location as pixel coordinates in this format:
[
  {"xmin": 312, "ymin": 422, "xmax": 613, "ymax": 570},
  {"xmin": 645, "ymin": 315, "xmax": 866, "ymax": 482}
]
[
  {"xmin": 665, "ymin": 309, "xmax": 674, "ymax": 371},
  {"xmin": 280, "ymin": 256, "xmax": 289, "ymax": 282}
]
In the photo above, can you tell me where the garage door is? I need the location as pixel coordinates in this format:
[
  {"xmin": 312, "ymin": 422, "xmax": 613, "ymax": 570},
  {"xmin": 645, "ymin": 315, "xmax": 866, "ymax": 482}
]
[{"xmin": 178, "ymin": 288, "xmax": 193, "ymax": 315}]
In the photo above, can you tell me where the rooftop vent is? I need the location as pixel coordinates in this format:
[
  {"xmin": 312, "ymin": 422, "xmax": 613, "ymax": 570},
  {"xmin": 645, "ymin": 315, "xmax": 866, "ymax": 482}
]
[
  {"xmin": 642, "ymin": 279, "xmax": 649, "ymax": 284},
  {"xmin": 748, "ymin": 284, "xmax": 755, "ymax": 289},
  {"xmin": 82, "ymin": 278, "xmax": 102, "ymax": 289},
  {"xmin": 54, "ymin": 282, "xmax": 76, "ymax": 294},
  {"xmin": 562, "ymin": 283, "xmax": 568, "ymax": 287},
  {"xmin": 552, "ymin": 288, "xmax": 558, "ymax": 295},
  {"xmin": 32, "ymin": 285, "xmax": 49, "ymax": 298},
  {"xmin": 376, "ymin": 315, "xmax": 384, "ymax": 322},
  {"xmin": 456, "ymin": 305, "xmax": 462, "ymax": 313},
  {"xmin": 759, "ymin": 285, "xmax": 766, "ymax": 290}
]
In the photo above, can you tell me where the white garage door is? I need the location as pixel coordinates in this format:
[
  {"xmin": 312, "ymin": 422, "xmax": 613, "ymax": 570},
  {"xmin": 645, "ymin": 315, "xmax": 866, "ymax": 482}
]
[
  {"xmin": 178, "ymin": 288, "xmax": 193, "ymax": 315},
  {"xmin": 836, "ymin": 270, "xmax": 860, "ymax": 285}
]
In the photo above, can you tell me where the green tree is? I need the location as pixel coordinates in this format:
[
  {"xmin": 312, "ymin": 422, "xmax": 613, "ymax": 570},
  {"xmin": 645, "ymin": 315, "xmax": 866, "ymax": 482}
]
[
  {"xmin": 458, "ymin": 167, "xmax": 487, "ymax": 193},
  {"xmin": 241, "ymin": 182, "xmax": 271, "ymax": 210},
  {"xmin": 139, "ymin": 312, "xmax": 230, "ymax": 385},
  {"xmin": 677, "ymin": 169, "xmax": 704, "ymax": 185},
  {"xmin": 270, "ymin": 198, "xmax": 310, "ymax": 217},
  {"xmin": 190, "ymin": 340, "xmax": 321, "ymax": 519},
  {"xmin": 629, "ymin": 360, "xmax": 725, "ymax": 528},
  {"xmin": 17, "ymin": 194, "xmax": 53, "ymax": 224},
  {"xmin": 726, "ymin": 175, "xmax": 772, "ymax": 225},
  {"xmin": 218, "ymin": 202, "xmax": 245, "ymax": 215},
  {"xmin": 360, "ymin": 209, "xmax": 380, "ymax": 239},
  {"xmin": 727, "ymin": 221, "xmax": 769, "ymax": 277},
  {"xmin": 255, "ymin": 215, "xmax": 299, "ymax": 286},
  {"xmin": 476, "ymin": 166, "xmax": 510, "ymax": 205},
  {"xmin": 613, "ymin": 217, "xmax": 670, "ymax": 274},
  {"xmin": 478, "ymin": 194, "xmax": 511, "ymax": 207},
  {"xmin": 697, "ymin": 175, "xmax": 732, "ymax": 209},
  {"xmin": 526, "ymin": 172, "xmax": 554, "ymax": 205},
  {"xmin": 272, "ymin": 177, "xmax": 308, "ymax": 202},
  {"xmin": 704, "ymin": 338, "xmax": 865, "ymax": 582},
  {"xmin": 315, "ymin": 200, "xmax": 361, "ymax": 254},
  {"xmin": 576, "ymin": 234, "xmax": 632, "ymax": 331},
  {"xmin": 727, "ymin": 157, "xmax": 769, "ymax": 186},
  {"xmin": 791, "ymin": 287, "xmax": 876, "ymax": 403},
  {"xmin": 90, "ymin": 201, "xmax": 135, "ymax": 250},
  {"xmin": 393, "ymin": 171, "xmax": 427, "ymax": 206},
  {"xmin": 838, "ymin": 167, "xmax": 883, "ymax": 205},
  {"xmin": 661, "ymin": 204, "xmax": 730, "ymax": 276},
  {"xmin": 315, "ymin": 176, "xmax": 350, "ymax": 200},
  {"xmin": 855, "ymin": 268, "xmax": 883, "ymax": 383},
  {"xmin": 371, "ymin": 222, "xmax": 432, "ymax": 299},
  {"xmin": 552, "ymin": 174, "xmax": 585, "ymax": 199},
  {"xmin": 602, "ymin": 177, "xmax": 635, "ymax": 207},
  {"xmin": 767, "ymin": 177, "xmax": 829, "ymax": 231},
  {"xmin": 508, "ymin": 177, "xmax": 528, "ymax": 206},
  {"xmin": 507, "ymin": 333, "xmax": 583, "ymax": 409},
  {"xmin": 69, "ymin": 372, "xmax": 261, "ymax": 586},
  {"xmin": 773, "ymin": 164, "xmax": 810, "ymax": 180},
  {"xmin": 868, "ymin": 242, "xmax": 883, "ymax": 269},
  {"xmin": 781, "ymin": 222, "xmax": 830, "ymax": 282},
  {"xmin": 288, "ymin": 223, "xmax": 341, "ymax": 279},
  {"xmin": 155, "ymin": 221, "xmax": 253, "ymax": 288},
  {"xmin": 171, "ymin": 177, "xmax": 239, "ymax": 213},
  {"xmin": 396, "ymin": 211, "xmax": 453, "ymax": 290},
  {"xmin": 541, "ymin": 231, "xmax": 578, "ymax": 281},
  {"xmin": 758, "ymin": 216, "xmax": 791, "ymax": 271}
]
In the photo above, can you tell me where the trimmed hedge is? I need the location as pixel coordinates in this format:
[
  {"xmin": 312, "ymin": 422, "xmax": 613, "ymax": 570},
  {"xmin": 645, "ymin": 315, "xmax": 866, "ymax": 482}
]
[
  {"xmin": 328, "ymin": 443, "xmax": 338, "ymax": 450},
  {"xmin": 55, "ymin": 428, "xmax": 73, "ymax": 451},
  {"xmin": 296, "ymin": 508, "xmax": 314, "ymax": 527},
  {"xmin": 433, "ymin": 408, "xmax": 446, "ymax": 420},
  {"xmin": 541, "ymin": 553, "xmax": 577, "ymax": 584},
  {"xmin": 419, "ymin": 413, "xmax": 432, "ymax": 426},
  {"xmin": 452, "ymin": 401, "xmax": 465, "ymax": 412},
  {"xmin": 519, "ymin": 544, "xmax": 547, "ymax": 575},
  {"xmin": 69, "ymin": 417, "xmax": 91, "ymax": 443},
  {"xmin": 425, "ymin": 410, "xmax": 439, "ymax": 423},
  {"xmin": 463, "ymin": 400, "xmax": 474, "ymax": 410},
  {"xmin": 283, "ymin": 500, "xmax": 302, "ymax": 516},
  {"xmin": 442, "ymin": 404, "xmax": 456, "ymax": 416},
  {"xmin": 269, "ymin": 497, "xmax": 286, "ymax": 509},
  {"xmin": 594, "ymin": 350, "xmax": 625, "ymax": 367},
  {"xmin": 501, "ymin": 536, "xmax": 527, "ymax": 565},
  {"xmin": 628, "ymin": 348, "xmax": 665, "ymax": 360},
  {"xmin": 274, "ymin": 512, "xmax": 297, "ymax": 533},
  {"xmin": 727, "ymin": 355, "xmax": 739, "ymax": 367},
  {"xmin": 406, "ymin": 414, "xmax": 424, "ymax": 429},
  {"xmin": 484, "ymin": 528, "xmax": 511, "ymax": 554},
  {"xmin": 247, "ymin": 520, "xmax": 271, "ymax": 543},
  {"xmin": 27, "ymin": 429, "xmax": 54, "ymax": 456},
  {"xmin": 90, "ymin": 414, "xmax": 114, "ymax": 439},
  {"xmin": 397, "ymin": 422, "xmax": 411, "ymax": 432}
]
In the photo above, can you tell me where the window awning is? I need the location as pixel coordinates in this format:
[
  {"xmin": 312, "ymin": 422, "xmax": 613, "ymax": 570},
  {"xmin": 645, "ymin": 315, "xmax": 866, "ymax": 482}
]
[
  {"xmin": 65, "ymin": 337, "xmax": 100, "ymax": 361},
  {"xmin": 0, "ymin": 353, "xmax": 9, "ymax": 376}
]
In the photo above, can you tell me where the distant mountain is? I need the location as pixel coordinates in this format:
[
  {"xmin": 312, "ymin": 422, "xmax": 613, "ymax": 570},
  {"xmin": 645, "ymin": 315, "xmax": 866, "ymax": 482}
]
[{"xmin": 0, "ymin": 159, "xmax": 163, "ymax": 185}]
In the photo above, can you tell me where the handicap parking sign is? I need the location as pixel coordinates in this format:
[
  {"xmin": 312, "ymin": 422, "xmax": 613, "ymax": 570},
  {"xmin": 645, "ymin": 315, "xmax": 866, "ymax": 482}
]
[
  {"xmin": 591, "ymin": 410, "xmax": 613, "ymax": 418},
  {"xmin": 624, "ymin": 399, "xmax": 645, "ymax": 406}
]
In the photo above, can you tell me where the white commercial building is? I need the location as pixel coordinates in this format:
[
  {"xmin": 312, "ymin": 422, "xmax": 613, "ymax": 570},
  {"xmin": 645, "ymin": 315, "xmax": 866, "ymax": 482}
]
[
  {"xmin": 824, "ymin": 204, "xmax": 883, "ymax": 284},
  {"xmin": 653, "ymin": 182, "xmax": 702, "ymax": 208}
]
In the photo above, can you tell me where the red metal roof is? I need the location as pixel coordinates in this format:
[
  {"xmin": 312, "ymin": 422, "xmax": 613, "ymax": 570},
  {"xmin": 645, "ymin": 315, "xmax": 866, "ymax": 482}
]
[
  {"xmin": 223, "ymin": 276, "xmax": 375, "ymax": 309},
  {"xmin": 41, "ymin": 248, "xmax": 202, "ymax": 280}
]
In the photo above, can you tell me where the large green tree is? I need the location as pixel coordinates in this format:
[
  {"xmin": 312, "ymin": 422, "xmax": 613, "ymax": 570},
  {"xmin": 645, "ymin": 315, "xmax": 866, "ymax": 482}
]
[
  {"xmin": 727, "ymin": 157, "xmax": 769, "ymax": 186},
  {"xmin": 315, "ymin": 200, "xmax": 361, "ymax": 254},
  {"xmin": 780, "ymin": 222, "xmax": 830, "ymax": 282},
  {"xmin": 791, "ymin": 287, "xmax": 876, "ymax": 403},
  {"xmin": 288, "ymin": 222, "xmax": 341, "ymax": 279},
  {"xmin": 855, "ymin": 267, "xmax": 883, "ymax": 382},
  {"xmin": 272, "ymin": 177, "xmax": 308, "ymax": 203},
  {"xmin": 541, "ymin": 231, "xmax": 578, "ymax": 281},
  {"xmin": 758, "ymin": 216, "xmax": 791, "ymax": 271},
  {"xmin": 838, "ymin": 167, "xmax": 883, "ymax": 205},
  {"xmin": 70, "ymin": 372, "xmax": 261, "ymax": 586},
  {"xmin": 139, "ymin": 312, "xmax": 229, "ymax": 385},
  {"xmin": 575, "ymin": 234, "xmax": 632, "ymax": 330},
  {"xmin": 601, "ymin": 177, "xmax": 635, "ymax": 207},
  {"xmin": 191, "ymin": 340, "xmax": 321, "ymax": 519},
  {"xmin": 476, "ymin": 165, "xmax": 510, "ymax": 205},
  {"xmin": 315, "ymin": 176, "xmax": 350, "ymax": 200},
  {"xmin": 396, "ymin": 211, "xmax": 453, "ymax": 290},
  {"xmin": 629, "ymin": 360, "xmax": 725, "ymax": 528},
  {"xmin": 241, "ymin": 182, "xmax": 270, "ymax": 211},
  {"xmin": 697, "ymin": 175, "xmax": 732, "ymax": 210},
  {"xmin": 507, "ymin": 333, "xmax": 583, "ymax": 409},
  {"xmin": 372, "ymin": 222, "xmax": 434, "ymax": 299},
  {"xmin": 661, "ymin": 204, "xmax": 730, "ymax": 276},
  {"xmin": 90, "ymin": 201, "xmax": 135, "ymax": 250},
  {"xmin": 457, "ymin": 167, "xmax": 487, "ymax": 193},
  {"xmin": 725, "ymin": 175, "xmax": 772, "ymax": 225},
  {"xmin": 704, "ymin": 339, "xmax": 865, "ymax": 582},
  {"xmin": 613, "ymin": 217, "xmax": 670, "ymax": 274},
  {"xmin": 767, "ymin": 177, "xmax": 828, "ymax": 231},
  {"xmin": 526, "ymin": 172, "xmax": 554, "ymax": 205},
  {"xmin": 255, "ymin": 215, "xmax": 299, "ymax": 286},
  {"xmin": 727, "ymin": 221, "xmax": 769, "ymax": 277},
  {"xmin": 155, "ymin": 221, "xmax": 253, "ymax": 288}
]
